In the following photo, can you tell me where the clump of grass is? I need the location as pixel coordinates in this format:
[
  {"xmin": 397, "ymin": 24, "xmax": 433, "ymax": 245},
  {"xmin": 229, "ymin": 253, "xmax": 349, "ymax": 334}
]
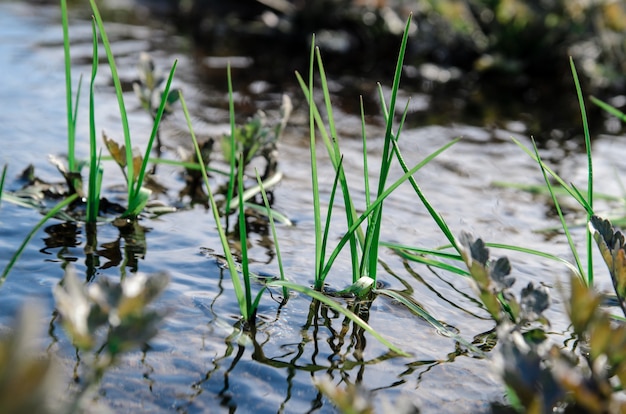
[
  {"xmin": 178, "ymin": 62, "xmax": 409, "ymax": 354},
  {"xmin": 296, "ymin": 14, "xmax": 460, "ymax": 290}
]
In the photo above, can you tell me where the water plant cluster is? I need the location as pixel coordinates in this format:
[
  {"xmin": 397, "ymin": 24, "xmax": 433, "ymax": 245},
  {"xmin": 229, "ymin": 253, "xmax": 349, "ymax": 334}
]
[{"xmin": 3, "ymin": 2, "xmax": 626, "ymax": 413}]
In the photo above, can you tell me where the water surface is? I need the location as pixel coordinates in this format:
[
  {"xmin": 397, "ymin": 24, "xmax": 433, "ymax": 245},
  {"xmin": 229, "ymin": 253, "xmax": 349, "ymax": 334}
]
[{"xmin": 0, "ymin": 2, "xmax": 624, "ymax": 412}]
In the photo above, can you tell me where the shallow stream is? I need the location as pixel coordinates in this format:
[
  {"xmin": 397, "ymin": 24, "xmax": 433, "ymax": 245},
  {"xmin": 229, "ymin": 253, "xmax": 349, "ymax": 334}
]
[{"xmin": 1, "ymin": 2, "xmax": 626, "ymax": 413}]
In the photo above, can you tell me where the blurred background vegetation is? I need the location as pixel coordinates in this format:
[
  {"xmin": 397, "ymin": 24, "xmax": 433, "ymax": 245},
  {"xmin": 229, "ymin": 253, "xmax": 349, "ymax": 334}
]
[{"xmin": 56, "ymin": 0, "xmax": 626, "ymax": 139}]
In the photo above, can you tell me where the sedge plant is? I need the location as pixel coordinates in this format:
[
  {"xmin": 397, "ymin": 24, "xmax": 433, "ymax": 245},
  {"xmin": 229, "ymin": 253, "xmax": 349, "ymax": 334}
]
[
  {"xmin": 291, "ymin": 17, "xmax": 487, "ymax": 352},
  {"xmin": 89, "ymin": 0, "xmax": 177, "ymax": 219},
  {"xmin": 296, "ymin": 14, "xmax": 461, "ymax": 290},
  {"xmin": 179, "ymin": 70, "xmax": 408, "ymax": 354}
]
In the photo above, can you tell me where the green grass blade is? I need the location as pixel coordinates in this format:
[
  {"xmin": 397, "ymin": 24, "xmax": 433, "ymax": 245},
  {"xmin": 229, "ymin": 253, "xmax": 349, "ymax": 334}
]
[
  {"xmin": 374, "ymin": 288, "xmax": 484, "ymax": 355},
  {"xmin": 322, "ymin": 139, "xmax": 460, "ymax": 278},
  {"xmin": 1, "ymin": 194, "xmax": 79, "ymax": 284},
  {"xmin": 180, "ymin": 92, "xmax": 248, "ymax": 320},
  {"xmin": 239, "ymin": 201, "xmax": 292, "ymax": 226},
  {"xmin": 510, "ymin": 137, "xmax": 593, "ymax": 214},
  {"xmin": 255, "ymin": 170, "xmax": 288, "ymax": 299},
  {"xmin": 395, "ymin": 251, "xmax": 470, "ymax": 277},
  {"xmin": 306, "ymin": 36, "xmax": 323, "ymax": 283},
  {"xmin": 486, "ymin": 242, "xmax": 583, "ymax": 278},
  {"xmin": 492, "ymin": 181, "xmax": 620, "ymax": 203},
  {"xmin": 225, "ymin": 63, "xmax": 236, "ymax": 216},
  {"xmin": 133, "ymin": 61, "xmax": 178, "ymax": 203},
  {"xmin": 316, "ymin": 157, "xmax": 345, "ymax": 288},
  {"xmin": 360, "ymin": 96, "xmax": 371, "ymax": 210},
  {"xmin": 61, "ymin": 0, "xmax": 75, "ymax": 173},
  {"xmin": 0, "ymin": 165, "xmax": 7, "ymax": 209},
  {"xmin": 382, "ymin": 242, "xmax": 462, "ymax": 260},
  {"xmin": 591, "ymin": 96, "xmax": 626, "ymax": 122},
  {"xmin": 86, "ymin": 18, "xmax": 100, "ymax": 223},
  {"xmin": 295, "ymin": 73, "xmax": 366, "ymax": 252},
  {"xmin": 570, "ymin": 58, "xmax": 594, "ymax": 285},
  {"xmin": 266, "ymin": 280, "xmax": 409, "ymax": 356},
  {"xmin": 393, "ymin": 138, "xmax": 459, "ymax": 250},
  {"xmin": 364, "ymin": 15, "xmax": 413, "ymax": 281},
  {"xmin": 227, "ymin": 171, "xmax": 283, "ymax": 211},
  {"xmin": 89, "ymin": 0, "xmax": 134, "ymax": 202},
  {"xmin": 532, "ymin": 140, "xmax": 586, "ymax": 281},
  {"xmin": 237, "ymin": 153, "xmax": 253, "ymax": 319},
  {"xmin": 315, "ymin": 48, "xmax": 360, "ymax": 282}
]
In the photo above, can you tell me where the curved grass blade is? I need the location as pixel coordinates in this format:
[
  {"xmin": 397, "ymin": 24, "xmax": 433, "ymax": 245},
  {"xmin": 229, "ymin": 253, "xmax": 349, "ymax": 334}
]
[
  {"xmin": 1, "ymin": 194, "xmax": 79, "ymax": 284},
  {"xmin": 570, "ymin": 58, "xmax": 594, "ymax": 285},
  {"xmin": 180, "ymin": 92, "xmax": 248, "ymax": 320},
  {"xmin": 374, "ymin": 288, "xmax": 484, "ymax": 356},
  {"xmin": 511, "ymin": 137, "xmax": 593, "ymax": 215},
  {"xmin": 492, "ymin": 181, "xmax": 620, "ymax": 203},
  {"xmin": 532, "ymin": 139, "xmax": 586, "ymax": 281},
  {"xmin": 485, "ymin": 242, "xmax": 582, "ymax": 278},
  {"xmin": 238, "ymin": 201, "xmax": 292, "ymax": 226},
  {"xmin": 363, "ymin": 15, "xmax": 413, "ymax": 282},
  {"xmin": 227, "ymin": 171, "xmax": 283, "ymax": 212},
  {"xmin": 591, "ymin": 96, "xmax": 626, "ymax": 122},
  {"xmin": 256, "ymin": 169, "xmax": 288, "ymax": 299},
  {"xmin": 266, "ymin": 279, "xmax": 409, "ymax": 356}
]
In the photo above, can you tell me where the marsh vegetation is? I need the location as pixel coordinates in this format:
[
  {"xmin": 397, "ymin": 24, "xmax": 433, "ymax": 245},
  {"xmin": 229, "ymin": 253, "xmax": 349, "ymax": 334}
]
[{"xmin": 2, "ymin": 1, "xmax": 626, "ymax": 413}]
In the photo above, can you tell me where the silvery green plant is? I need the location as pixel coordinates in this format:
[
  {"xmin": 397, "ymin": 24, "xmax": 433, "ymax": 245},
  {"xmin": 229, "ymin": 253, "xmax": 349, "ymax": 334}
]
[{"xmin": 53, "ymin": 267, "xmax": 168, "ymax": 409}]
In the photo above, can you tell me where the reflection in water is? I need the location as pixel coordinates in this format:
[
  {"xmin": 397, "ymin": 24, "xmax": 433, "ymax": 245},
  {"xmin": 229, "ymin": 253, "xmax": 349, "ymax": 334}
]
[
  {"xmin": 185, "ymin": 297, "xmax": 419, "ymax": 412},
  {"xmin": 41, "ymin": 221, "xmax": 80, "ymax": 263},
  {"xmin": 42, "ymin": 220, "xmax": 149, "ymax": 280}
]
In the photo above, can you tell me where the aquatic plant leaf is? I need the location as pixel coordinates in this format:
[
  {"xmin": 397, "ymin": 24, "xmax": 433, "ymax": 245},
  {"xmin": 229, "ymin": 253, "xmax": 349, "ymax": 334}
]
[
  {"xmin": 458, "ymin": 233, "xmax": 502, "ymax": 320},
  {"xmin": 103, "ymin": 132, "xmax": 127, "ymax": 169},
  {"xmin": 459, "ymin": 232, "xmax": 489, "ymax": 266},
  {"xmin": 519, "ymin": 283, "xmax": 550, "ymax": 322},
  {"xmin": 53, "ymin": 267, "xmax": 98, "ymax": 349},
  {"xmin": 589, "ymin": 215, "xmax": 626, "ymax": 316},
  {"xmin": 490, "ymin": 256, "xmax": 514, "ymax": 291}
]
